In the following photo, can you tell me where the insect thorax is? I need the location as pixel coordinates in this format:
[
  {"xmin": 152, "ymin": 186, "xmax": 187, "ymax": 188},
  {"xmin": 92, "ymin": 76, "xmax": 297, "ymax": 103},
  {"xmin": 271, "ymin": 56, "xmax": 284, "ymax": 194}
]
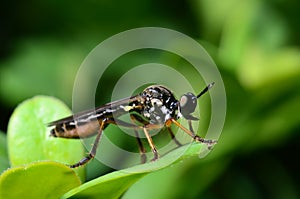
[{"xmin": 138, "ymin": 85, "xmax": 179, "ymax": 124}]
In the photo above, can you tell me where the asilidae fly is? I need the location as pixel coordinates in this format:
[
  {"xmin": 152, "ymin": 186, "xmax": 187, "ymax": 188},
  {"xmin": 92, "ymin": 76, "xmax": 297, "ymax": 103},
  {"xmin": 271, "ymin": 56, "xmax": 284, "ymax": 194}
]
[{"xmin": 49, "ymin": 83, "xmax": 217, "ymax": 168}]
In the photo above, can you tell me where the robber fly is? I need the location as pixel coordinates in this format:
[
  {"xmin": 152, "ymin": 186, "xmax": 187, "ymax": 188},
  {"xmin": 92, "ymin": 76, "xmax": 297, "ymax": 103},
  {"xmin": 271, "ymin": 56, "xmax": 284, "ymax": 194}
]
[{"xmin": 48, "ymin": 83, "xmax": 217, "ymax": 168}]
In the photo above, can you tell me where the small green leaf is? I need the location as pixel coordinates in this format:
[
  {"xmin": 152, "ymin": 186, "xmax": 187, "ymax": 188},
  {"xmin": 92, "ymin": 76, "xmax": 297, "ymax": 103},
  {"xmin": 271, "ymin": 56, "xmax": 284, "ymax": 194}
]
[
  {"xmin": 7, "ymin": 96, "xmax": 85, "ymax": 181},
  {"xmin": 0, "ymin": 131, "xmax": 9, "ymax": 173},
  {"xmin": 63, "ymin": 142, "xmax": 210, "ymax": 199},
  {"xmin": 0, "ymin": 161, "xmax": 81, "ymax": 199}
]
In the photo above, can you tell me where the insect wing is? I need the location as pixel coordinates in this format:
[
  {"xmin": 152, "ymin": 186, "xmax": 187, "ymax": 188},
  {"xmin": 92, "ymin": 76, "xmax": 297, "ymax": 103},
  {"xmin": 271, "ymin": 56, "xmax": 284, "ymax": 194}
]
[{"xmin": 48, "ymin": 94, "xmax": 141, "ymax": 127}]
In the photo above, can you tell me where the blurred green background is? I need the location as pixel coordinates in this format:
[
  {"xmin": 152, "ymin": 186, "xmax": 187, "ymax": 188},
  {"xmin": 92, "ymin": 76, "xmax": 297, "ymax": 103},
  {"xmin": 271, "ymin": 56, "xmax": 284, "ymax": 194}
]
[{"xmin": 1, "ymin": 0, "xmax": 299, "ymax": 198}]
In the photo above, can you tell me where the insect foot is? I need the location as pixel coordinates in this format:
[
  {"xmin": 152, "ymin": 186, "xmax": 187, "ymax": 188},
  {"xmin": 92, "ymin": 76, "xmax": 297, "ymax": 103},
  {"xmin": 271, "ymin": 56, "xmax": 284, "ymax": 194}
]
[{"xmin": 194, "ymin": 135, "xmax": 217, "ymax": 150}]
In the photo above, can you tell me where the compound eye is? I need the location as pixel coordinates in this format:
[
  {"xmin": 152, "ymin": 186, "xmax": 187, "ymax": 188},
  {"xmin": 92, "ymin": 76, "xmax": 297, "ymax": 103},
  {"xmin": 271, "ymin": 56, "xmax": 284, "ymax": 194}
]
[{"xmin": 179, "ymin": 93, "xmax": 197, "ymax": 116}]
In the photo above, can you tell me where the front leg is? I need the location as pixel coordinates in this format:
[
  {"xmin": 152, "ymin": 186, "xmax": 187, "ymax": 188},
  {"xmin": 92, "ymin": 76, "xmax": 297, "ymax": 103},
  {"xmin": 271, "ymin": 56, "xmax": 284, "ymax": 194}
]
[{"xmin": 169, "ymin": 118, "xmax": 217, "ymax": 149}]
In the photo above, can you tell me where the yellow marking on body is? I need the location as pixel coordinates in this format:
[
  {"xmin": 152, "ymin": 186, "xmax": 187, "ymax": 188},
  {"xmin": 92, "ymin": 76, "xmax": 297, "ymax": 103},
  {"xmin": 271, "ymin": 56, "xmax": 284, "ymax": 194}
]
[{"xmin": 123, "ymin": 105, "xmax": 133, "ymax": 111}]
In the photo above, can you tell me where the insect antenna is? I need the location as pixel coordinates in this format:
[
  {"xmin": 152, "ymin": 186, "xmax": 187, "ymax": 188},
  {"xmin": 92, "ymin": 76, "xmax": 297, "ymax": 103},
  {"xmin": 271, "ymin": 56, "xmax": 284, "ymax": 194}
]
[{"xmin": 196, "ymin": 82, "xmax": 215, "ymax": 98}]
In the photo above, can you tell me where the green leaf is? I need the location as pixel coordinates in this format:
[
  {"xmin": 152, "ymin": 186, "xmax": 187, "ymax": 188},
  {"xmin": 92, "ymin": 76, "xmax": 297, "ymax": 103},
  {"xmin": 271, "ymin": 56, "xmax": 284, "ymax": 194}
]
[
  {"xmin": 7, "ymin": 96, "xmax": 85, "ymax": 181},
  {"xmin": 0, "ymin": 161, "xmax": 81, "ymax": 199},
  {"xmin": 63, "ymin": 142, "xmax": 211, "ymax": 199},
  {"xmin": 0, "ymin": 131, "xmax": 9, "ymax": 173}
]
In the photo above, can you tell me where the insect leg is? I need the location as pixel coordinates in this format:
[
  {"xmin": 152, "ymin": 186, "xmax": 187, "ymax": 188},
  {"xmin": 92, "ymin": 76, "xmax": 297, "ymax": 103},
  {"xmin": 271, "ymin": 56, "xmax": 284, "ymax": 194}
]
[
  {"xmin": 166, "ymin": 127, "xmax": 182, "ymax": 147},
  {"xmin": 188, "ymin": 120, "xmax": 195, "ymax": 135},
  {"xmin": 143, "ymin": 126, "xmax": 159, "ymax": 161},
  {"xmin": 101, "ymin": 116, "xmax": 148, "ymax": 163},
  {"xmin": 130, "ymin": 116, "xmax": 147, "ymax": 163},
  {"xmin": 169, "ymin": 118, "xmax": 217, "ymax": 148},
  {"xmin": 69, "ymin": 120, "xmax": 105, "ymax": 168},
  {"xmin": 134, "ymin": 129, "xmax": 147, "ymax": 163}
]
